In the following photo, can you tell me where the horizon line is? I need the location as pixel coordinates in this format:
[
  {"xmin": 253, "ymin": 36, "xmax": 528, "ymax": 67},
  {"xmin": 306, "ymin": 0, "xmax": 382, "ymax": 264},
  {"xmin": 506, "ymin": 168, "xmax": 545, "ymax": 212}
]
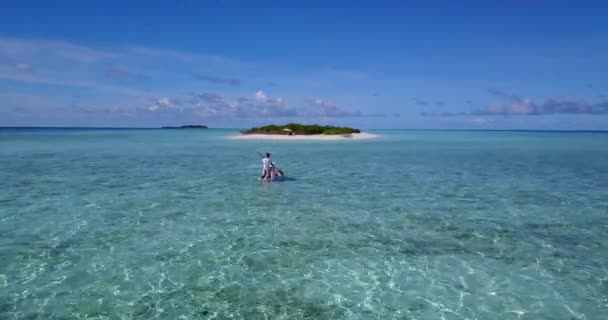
[{"xmin": 1, "ymin": 126, "xmax": 607, "ymax": 133}]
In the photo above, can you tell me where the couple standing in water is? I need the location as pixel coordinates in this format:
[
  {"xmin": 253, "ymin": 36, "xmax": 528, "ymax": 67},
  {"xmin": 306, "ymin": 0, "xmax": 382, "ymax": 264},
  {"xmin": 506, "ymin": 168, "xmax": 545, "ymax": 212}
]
[{"xmin": 260, "ymin": 153, "xmax": 282, "ymax": 181}]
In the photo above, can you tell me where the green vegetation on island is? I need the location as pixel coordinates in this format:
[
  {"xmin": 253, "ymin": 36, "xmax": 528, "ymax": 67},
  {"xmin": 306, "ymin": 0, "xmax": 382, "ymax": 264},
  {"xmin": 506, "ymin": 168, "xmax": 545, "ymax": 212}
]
[{"xmin": 241, "ymin": 123, "xmax": 361, "ymax": 135}]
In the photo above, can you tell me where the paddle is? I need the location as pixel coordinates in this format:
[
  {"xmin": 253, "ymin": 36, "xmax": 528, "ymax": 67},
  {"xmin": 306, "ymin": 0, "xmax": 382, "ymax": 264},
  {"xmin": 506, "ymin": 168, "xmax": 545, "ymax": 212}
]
[{"xmin": 257, "ymin": 152, "xmax": 285, "ymax": 176}]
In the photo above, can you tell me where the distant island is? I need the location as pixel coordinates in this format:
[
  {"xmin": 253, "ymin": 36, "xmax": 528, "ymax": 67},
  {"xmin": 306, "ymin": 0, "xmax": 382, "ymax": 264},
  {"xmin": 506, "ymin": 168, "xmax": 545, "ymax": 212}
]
[
  {"xmin": 241, "ymin": 123, "xmax": 361, "ymax": 135},
  {"xmin": 162, "ymin": 125, "xmax": 208, "ymax": 129}
]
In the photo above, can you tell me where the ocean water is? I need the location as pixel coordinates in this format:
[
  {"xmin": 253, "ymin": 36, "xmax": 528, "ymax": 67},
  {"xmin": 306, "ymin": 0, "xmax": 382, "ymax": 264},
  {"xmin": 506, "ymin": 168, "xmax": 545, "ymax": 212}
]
[{"xmin": 1, "ymin": 128, "xmax": 607, "ymax": 320}]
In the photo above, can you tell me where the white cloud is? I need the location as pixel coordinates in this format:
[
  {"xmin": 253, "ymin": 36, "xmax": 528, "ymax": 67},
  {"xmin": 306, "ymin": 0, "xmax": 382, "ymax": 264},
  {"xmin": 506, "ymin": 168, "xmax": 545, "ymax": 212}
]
[
  {"xmin": 0, "ymin": 36, "xmax": 116, "ymax": 63},
  {"xmin": 0, "ymin": 71, "xmax": 148, "ymax": 96},
  {"xmin": 147, "ymin": 97, "xmax": 177, "ymax": 112},
  {"xmin": 471, "ymin": 117, "xmax": 494, "ymax": 125},
  {"xmin": 0, "ymin": 37, "xmax": 146, "ymax": 96},
  {"xmin": 158, "ymin": 98, "xmax": 171, "ymax": 107},
  {"xmin": 253, "ymin": 90, "xmax": 286, "ymax": 107},
  {"xmin": 147, "ymin": 91, "xmax": 296, "ymax": 119},
  {"xmin": 307, "ymin": 98, "xmax": 363, "ymax": 117},
  {"xmin": 0, "ymin": 36, "xmax": 247, "ymax": 98},
  {"xmin": 255, "ymin": 90, "xmax": 268, "ymax": 103},
  {"xmin": 423, "ymin": 94, "xmax": 608, "ymax": 116},
  {"xmin": 144, "ymin": 91, "xmax": 384, "ymax": 120}
]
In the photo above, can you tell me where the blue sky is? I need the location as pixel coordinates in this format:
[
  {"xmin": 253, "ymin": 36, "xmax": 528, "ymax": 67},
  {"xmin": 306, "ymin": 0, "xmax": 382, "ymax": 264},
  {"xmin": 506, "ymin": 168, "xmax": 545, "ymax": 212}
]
[{"xmin": 1, "ymin": 0, "xmax": 607, "ymax": 129}]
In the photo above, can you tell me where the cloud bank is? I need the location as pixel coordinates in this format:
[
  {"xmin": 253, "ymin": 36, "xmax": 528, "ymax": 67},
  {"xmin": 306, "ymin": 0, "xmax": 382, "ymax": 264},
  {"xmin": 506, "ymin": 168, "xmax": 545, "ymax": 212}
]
[
  {"xmin": 1, "ymin": 36, "xmax": 391, "ymax": 125},
  {"xmin": 423, "ymin": 92, "xmax": 608, "ymax": 117},
  {"xmin": 145, "ymin": 91, "xmax": 383, "ymax": 119},
  {"xmin": 147, "ymin": 90, "xmax": 296, "ymax": 118}
]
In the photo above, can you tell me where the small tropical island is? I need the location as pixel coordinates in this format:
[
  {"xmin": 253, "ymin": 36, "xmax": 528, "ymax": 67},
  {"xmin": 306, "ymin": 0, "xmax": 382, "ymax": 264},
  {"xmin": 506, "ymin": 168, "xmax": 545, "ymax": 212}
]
[
  {"xmin": 162, "ymin": 125, "xmax": 208, "ymax": 129},
  {"xmin": 229, "ymin": 123, "xmax": 378, "ymax": 140},
  {"xmin": 242, "ymin": 123, "xmax": 360, "ymax": 135}
]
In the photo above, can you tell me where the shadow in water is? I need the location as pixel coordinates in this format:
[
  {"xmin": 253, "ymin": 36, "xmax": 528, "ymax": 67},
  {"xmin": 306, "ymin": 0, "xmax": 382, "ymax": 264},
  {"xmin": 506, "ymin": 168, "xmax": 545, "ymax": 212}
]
[{"xmin": 258, "ymin": 176, "xmax": 297, "ymax": 182}]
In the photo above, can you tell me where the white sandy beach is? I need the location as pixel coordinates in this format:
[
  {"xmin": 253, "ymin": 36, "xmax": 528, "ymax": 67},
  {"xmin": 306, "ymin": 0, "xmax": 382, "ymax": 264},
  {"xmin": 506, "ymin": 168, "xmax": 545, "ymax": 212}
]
[{"xmin": 226, "ymin": 132, "xmax": 379, "ymax": 140}]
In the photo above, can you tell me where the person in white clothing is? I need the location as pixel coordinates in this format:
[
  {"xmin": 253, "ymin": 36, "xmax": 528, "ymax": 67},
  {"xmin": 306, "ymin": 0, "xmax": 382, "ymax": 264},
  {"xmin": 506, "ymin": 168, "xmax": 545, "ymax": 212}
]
[{"xmin": 261, "ymin": 153, "xmax": 272, "ymax": 180}]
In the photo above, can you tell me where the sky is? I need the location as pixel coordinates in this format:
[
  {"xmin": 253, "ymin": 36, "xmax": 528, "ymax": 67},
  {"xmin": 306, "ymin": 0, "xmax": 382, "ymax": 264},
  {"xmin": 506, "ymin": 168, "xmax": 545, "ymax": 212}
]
[{"xmin": 1, "ymin": 0, "xmax": 607, "ymax": 129}]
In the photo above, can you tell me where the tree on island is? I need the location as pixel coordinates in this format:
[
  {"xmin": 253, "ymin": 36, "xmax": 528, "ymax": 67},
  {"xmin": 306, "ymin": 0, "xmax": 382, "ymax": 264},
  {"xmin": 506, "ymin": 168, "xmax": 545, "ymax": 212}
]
[{"xmin": 241, "ymin": 123, "xmax": 360, "ymax": 135}]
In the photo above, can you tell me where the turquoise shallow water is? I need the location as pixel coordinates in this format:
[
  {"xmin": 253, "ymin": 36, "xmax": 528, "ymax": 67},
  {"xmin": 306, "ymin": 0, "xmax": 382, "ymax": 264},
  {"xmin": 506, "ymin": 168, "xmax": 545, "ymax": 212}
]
[{"xmin": 1, "ymin": 128, "xmax": 607, "ymax": 319}]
